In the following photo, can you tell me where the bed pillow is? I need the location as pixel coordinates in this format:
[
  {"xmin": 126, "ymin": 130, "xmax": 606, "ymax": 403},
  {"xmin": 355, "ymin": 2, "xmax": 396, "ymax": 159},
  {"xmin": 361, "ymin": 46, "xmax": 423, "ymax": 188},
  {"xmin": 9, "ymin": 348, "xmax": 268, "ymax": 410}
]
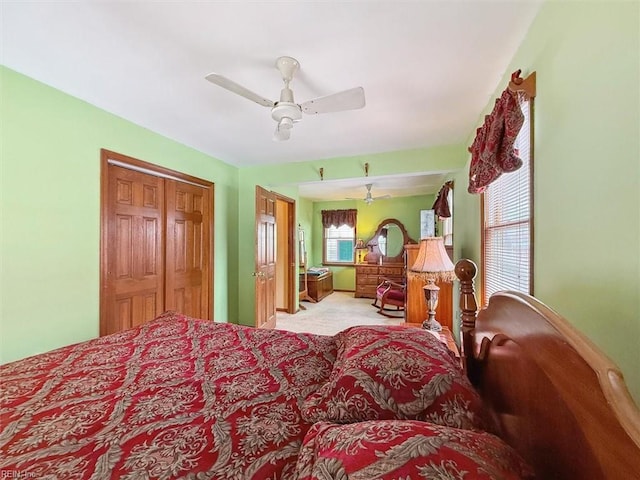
[
  {"xmin": 293, "ymin": 420, "xmax": 534, "ymax": 480},
  {"xmin": 301, "ymin": 325, "xmax": 484, "ymax": 430}
]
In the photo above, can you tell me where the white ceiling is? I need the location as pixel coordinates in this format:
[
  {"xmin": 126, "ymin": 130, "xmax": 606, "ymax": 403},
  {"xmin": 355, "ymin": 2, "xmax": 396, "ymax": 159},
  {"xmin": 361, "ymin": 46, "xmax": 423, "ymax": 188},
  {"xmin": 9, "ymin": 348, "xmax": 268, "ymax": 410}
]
[{"xmin": 1, "ymin": 1, "xmax": 541, "ymax": 199}]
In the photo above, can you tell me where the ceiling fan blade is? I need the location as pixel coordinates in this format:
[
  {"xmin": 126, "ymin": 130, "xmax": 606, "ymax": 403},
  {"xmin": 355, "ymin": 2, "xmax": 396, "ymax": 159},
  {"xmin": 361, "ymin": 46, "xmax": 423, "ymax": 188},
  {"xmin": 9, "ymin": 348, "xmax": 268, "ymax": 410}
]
[
  {"xmin": 373, "ymin": 194, "xmax": 391, "ymax": 200},
  {"xmin": 205, "ymin": 73, "xmax": 275, "ymax": 108},
  {"xmin": 301, "ymin": 87, "xmax": 365, "ymax": 115}
]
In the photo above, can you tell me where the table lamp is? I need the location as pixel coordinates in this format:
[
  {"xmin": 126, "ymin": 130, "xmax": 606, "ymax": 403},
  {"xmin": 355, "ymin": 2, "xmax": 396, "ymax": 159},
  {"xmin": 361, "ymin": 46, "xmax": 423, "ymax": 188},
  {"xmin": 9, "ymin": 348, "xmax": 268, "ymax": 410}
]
[
  {"xmin": 354, "ymin": 238, "xmax": 368, "ymax": 264},
  {"xmin": 409, "ymin": 237, "xmax": 455, "ymax": 331}
]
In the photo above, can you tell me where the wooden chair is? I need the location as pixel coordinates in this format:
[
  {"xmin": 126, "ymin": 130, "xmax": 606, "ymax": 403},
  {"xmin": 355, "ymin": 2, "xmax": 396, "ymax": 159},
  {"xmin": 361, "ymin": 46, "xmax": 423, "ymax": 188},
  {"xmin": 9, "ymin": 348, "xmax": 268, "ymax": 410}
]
[{"xmin": 372, "ymin": 277, "xmax": 405, "ymax": 317}]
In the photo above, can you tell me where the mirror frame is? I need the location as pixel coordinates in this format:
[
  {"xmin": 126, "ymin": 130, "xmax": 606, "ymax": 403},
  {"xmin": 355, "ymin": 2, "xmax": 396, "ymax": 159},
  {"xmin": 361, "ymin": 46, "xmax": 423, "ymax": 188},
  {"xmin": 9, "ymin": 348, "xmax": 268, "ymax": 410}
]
[
  {"xmin": 366, "ymin": 218, "xmax": 416, "ymax": 264},
  {"xmin": 298, "ymin": 225, "xmax": 306, "ymax": 266}
]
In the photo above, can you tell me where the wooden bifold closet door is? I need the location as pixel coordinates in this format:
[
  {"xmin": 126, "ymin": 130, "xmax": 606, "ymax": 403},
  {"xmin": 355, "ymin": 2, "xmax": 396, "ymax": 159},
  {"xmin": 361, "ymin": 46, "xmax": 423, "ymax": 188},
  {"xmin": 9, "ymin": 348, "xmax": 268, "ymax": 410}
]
[
  {"xmin": 100, "ymin": 151, "xmax": 213, "ymax": 336},
  {"xmin": 165, "ymin": 180, "xmax": 211, "ymax": 317}
]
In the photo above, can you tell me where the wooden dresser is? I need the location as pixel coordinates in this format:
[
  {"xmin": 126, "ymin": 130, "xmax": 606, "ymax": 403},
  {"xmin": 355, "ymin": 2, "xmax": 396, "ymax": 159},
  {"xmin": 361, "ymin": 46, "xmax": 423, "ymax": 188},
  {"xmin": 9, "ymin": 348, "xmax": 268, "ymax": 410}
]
[
  {"xmin": 354, "ymin": 263, "xmax": 404, "ymax": 298},
  {"xmin": 404, "ymin": 244, "xmax": 453, "ymax": 330}
]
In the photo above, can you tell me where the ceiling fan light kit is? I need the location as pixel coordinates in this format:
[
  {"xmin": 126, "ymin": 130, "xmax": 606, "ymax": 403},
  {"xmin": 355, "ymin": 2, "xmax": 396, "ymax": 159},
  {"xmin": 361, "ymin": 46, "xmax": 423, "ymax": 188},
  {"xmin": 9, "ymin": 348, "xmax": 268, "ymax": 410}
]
[
  {"xmin": 273, "ymin": 123, "xmax": 291, "ymax": 141},
  {"xmin": 205, "ymin": 56, "xmax": 365, "ymax": 141},
  {"xmin": 271, "ymin": 106, "xmax": 299, "ymax": 142}
]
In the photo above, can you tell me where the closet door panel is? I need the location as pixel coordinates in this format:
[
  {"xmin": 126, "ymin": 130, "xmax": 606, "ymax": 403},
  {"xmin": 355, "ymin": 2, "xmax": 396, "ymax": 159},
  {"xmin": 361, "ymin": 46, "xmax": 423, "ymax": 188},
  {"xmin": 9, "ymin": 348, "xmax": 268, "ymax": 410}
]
[
  {"xmin": 102, "ymin": 165, "xmax": 165, "ymax": 336},
  {"xmin": 165, "ymin": 180, "xmax": 211, "ymax": 320}
]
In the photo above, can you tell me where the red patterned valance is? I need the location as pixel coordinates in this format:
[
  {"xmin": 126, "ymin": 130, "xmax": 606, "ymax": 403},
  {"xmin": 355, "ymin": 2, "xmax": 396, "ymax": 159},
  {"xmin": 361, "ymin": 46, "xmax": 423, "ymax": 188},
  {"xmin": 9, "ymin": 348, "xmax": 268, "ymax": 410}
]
[
  {"xmin": 321, "ymin": 209, "xmax": 357, "ymax": 228},
  {"xmin": 467, "ymin": 71, "xmax": 527, "ymax": 194}
]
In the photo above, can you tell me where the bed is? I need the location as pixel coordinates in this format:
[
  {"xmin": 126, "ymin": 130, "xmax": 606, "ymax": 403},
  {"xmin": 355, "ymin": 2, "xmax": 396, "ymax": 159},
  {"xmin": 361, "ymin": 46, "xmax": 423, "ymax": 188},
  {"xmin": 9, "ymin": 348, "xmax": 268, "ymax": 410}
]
[{"xmin": 1, "ymin": 259, "xmax": 639, "ymax": 479}]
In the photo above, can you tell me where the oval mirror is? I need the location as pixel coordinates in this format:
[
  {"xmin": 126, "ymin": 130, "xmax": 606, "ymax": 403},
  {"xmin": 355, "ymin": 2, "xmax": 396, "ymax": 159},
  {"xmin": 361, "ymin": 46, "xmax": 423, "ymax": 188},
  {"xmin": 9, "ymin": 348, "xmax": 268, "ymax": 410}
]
[
  {"xmin": 377, "ymin": 223, "xmax": 404, "ymax": 258},
  {"xmin": 366, "ymin": 218, "xmax": 416, "ymax": 264}
]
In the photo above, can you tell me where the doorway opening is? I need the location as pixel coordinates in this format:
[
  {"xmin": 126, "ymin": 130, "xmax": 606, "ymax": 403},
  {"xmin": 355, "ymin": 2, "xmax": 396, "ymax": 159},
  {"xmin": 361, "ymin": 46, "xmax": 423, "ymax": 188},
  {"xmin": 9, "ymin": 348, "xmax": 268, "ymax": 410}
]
[{"xmin": 275, "ymin": 194, "xmax": 296, "ymax": 314}]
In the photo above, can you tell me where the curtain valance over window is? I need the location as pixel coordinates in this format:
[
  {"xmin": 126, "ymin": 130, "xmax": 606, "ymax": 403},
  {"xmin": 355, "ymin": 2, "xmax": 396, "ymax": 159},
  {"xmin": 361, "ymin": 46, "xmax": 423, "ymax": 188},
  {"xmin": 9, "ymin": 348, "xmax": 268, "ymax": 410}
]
[
  {"xmin": 468, "ymin": 70, "xmax": 528, "ymax": 194},
  {"xmin": 321, "ymin": 209, "xmax": 357, "ymax": 228},
  {"xmin": 432, "ymin": 181, "xmax": 453, "ymax": 218}
]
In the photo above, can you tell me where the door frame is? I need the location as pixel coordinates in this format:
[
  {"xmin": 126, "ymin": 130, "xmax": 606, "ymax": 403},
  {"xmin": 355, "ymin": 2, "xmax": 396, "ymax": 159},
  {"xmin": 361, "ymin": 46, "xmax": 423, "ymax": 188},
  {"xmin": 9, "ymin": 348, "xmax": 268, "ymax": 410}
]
[
  {"xmin": 100, "ymin": 149, "xmax": 215, "ymax": 330},
  {"xmin": 274, "ymin": 192, "xmax": 297, "ymax": 314}
]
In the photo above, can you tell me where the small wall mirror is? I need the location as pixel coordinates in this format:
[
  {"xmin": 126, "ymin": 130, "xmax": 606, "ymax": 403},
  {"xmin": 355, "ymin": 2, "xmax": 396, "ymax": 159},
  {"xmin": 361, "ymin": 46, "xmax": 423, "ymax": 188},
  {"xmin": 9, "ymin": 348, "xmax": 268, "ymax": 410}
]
[
  {"xmin": 298, "ymin": 225, "xmax": 306, "ymax": 266},
  {"xmin": 366, "ymin": 218, "xmax": 416, "ymax": 264}
]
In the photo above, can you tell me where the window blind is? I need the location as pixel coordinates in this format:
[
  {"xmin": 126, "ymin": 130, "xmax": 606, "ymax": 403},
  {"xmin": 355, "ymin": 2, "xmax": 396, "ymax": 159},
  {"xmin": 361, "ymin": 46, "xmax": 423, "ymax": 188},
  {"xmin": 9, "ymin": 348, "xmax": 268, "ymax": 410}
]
[
  {"xmin": 325, "ymin": 224, "xmax": 355, "ymax": 263},
  {"xmin": 482, "ymin": 96, "xmax": 532, "ymax": 304}
]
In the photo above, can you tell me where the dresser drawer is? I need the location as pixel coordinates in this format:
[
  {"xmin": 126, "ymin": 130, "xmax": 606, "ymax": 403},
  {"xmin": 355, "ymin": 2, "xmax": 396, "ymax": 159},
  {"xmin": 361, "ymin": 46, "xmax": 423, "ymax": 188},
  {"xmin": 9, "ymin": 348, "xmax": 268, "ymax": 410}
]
[
  {"xmin": 357, "ymin": 265, "xmax": 379, "ymax": 275},
  {"xmin": 355, "ymin": 286, "xmax": 376, "ymax": 298},
  {"xmin": 355, "ymin": 286, "xmax": 377, "ymax": 298},
  {"xmin": 361, "ymin": 275, "xmax": 381, "ymax": 286},
  {"xmin": 380, "ymin": 266, "xmax": 403, "ymax": 276}
]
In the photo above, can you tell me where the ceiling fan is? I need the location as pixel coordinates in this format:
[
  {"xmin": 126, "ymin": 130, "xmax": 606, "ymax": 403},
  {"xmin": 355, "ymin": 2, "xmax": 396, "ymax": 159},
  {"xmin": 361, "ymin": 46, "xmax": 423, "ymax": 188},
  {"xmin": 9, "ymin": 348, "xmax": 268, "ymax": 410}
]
[
  {"xmin": 205, "ymin": 56, "xmax": 365, "ymax": 141},
  {"xmin": 348, "ymin": 184, "xmax": 391, "ymax": 205}
]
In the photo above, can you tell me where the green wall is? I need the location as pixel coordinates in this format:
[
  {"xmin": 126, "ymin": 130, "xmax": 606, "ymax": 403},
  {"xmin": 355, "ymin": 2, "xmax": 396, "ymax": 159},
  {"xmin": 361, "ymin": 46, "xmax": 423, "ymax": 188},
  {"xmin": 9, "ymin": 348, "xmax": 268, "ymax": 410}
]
[
  {"xmin": 237, "ymin": 146, "xmax": 467, "ymax": 326},
  {"xmin": 453, "ymin": 0, "xmax": 640, "ymax": 402},
  {"xmin": 297, "ymin": 197, "xmax": 314, "ymax": 264},
  {"xmin": 0, "ymin": 66, "xmax": 238, "ymax": 363}
]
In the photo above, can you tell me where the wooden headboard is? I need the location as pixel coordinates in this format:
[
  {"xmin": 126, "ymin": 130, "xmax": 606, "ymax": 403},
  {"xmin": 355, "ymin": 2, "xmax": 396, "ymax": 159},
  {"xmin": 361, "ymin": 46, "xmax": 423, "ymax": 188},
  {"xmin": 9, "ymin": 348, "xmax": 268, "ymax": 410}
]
[{"xmin": 455, "ymin": 259, "xmax": 640, "ymax": 479}]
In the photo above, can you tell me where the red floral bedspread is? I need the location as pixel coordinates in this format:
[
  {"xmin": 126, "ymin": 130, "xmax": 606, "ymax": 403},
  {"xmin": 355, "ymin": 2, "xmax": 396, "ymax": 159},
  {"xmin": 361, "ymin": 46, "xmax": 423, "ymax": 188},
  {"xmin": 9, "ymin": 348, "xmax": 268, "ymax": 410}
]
[
  {"xmin": 0, "ymin": 312, "xmax": 337, "ymax": 479},
  {"xmin": 294, "ymin": 420, "xmax": 534, "ymax": 479}
]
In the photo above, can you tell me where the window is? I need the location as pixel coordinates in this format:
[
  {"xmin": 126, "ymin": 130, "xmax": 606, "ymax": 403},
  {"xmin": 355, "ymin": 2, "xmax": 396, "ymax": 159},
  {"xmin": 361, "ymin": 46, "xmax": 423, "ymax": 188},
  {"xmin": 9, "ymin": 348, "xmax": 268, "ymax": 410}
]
[
  {"xmin": 324, "ymin": 224, "xmax": 355, "ymax": 264},
  {"xmin": 481, "ymin": 96, "xmax": 533, "ymax": 305},
  {"xmin": 321, "ymin": 209, "xmax": 357, "ymax": 265}
]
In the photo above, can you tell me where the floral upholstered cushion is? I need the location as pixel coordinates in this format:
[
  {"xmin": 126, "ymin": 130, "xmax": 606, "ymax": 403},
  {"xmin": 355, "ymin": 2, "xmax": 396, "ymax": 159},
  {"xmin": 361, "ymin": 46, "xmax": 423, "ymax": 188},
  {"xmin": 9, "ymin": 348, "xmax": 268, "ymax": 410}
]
[
  {"xmin": 301, "ymin": 325, "xmax": 484, "ymax": 430},
  {"xmin": 293, "ymin": 420, "xmax": 534, "ymax": 480}
]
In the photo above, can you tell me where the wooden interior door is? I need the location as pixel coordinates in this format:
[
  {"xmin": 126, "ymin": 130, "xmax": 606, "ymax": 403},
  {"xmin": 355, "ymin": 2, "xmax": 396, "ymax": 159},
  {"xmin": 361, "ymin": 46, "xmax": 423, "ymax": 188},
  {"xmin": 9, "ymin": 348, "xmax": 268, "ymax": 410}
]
[
  {"xmin": 102, "ymin": 164, "xmax": 165, "ymax": 335},
  {"xmin": 255, "ymin": 186, "xmax": 276, "ymax": 329},
  {"xmin": 165, "ymin": 180, "xmax": 211, "ymax": 320}
]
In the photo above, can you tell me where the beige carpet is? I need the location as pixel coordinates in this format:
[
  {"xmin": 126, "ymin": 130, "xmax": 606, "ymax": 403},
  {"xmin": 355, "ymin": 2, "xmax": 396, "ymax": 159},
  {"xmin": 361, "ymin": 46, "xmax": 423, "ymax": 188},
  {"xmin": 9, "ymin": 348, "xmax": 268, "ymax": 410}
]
[{"xmin": 276, "ymin": 291, "xmax": 403, "ymax": 336}]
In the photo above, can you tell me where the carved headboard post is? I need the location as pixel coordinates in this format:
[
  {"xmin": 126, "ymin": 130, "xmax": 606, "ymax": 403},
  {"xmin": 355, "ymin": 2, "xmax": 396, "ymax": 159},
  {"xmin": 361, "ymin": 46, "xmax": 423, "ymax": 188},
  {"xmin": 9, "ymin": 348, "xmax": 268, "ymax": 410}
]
[{"xmin": 454, "ymin": 259, "xmax": 478, "ymax": 377}]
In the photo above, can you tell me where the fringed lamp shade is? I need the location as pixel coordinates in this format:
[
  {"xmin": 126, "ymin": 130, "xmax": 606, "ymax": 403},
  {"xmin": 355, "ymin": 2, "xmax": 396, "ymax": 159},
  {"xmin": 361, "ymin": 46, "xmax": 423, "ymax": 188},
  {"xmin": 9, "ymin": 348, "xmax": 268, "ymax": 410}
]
[
  {"xmin": 409, "ymin": 237, "xmax": 455, "ymax": 282},
  {"xmin": 409, "ymin": 237, "xmax": 455, "ymax": 331}
]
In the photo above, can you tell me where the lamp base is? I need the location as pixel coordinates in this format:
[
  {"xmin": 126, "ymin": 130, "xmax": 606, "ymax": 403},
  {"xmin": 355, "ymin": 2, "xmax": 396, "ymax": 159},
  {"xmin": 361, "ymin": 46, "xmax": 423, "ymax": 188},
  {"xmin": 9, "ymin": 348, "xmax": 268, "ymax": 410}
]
[
  {"xmin": 422, "ymin": 318, "xmax": 443, "ymax": 332},
  {"xmin": 422, "ymin": 279, "xmax": 442, "ymax": 332}
]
